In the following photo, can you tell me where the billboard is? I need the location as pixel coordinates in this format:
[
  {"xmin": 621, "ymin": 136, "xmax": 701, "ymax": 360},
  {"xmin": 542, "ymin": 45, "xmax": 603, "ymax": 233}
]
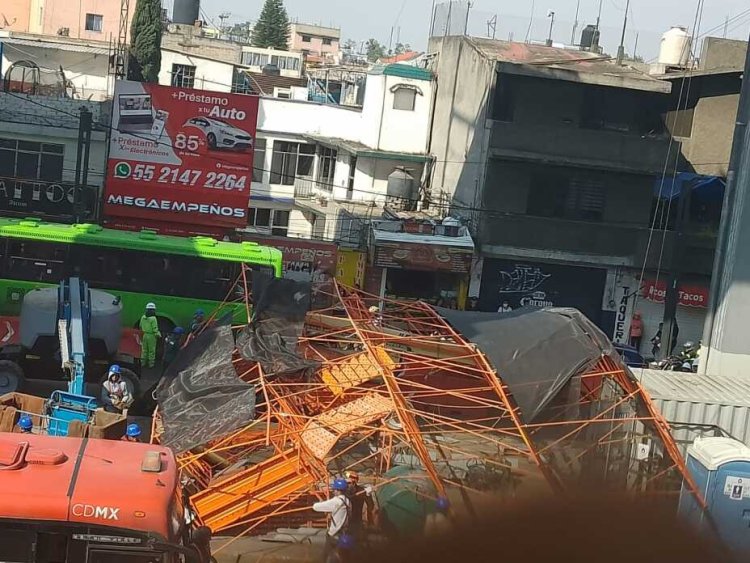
[
  {"xmin": 373, "ymin": 242, "xmax": 473, "ymax": 273},
  {"xmin": 642, "ymin": 278, "xmax": 708, "ymax": 308},
  {"xmin": 241, "ymin": 235, "xmax": 338, "ymax": 283},
  {"xmin": 478, "ymin": 258, "xmax": 606, "ymax": 325},
  {"xmin": 104, "ymin": 81, "xmax": 259, "ymax": 229}
]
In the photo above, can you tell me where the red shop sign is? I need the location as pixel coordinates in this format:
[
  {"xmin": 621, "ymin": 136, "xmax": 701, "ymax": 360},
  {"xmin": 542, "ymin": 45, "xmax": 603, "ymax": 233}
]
[
  {"xmin": 243, "ymin": 235, "xmax": 338, "ymax": 282},
  {"xmin": 642, "ymin": 279, "xmax": 708, "ymax": 308},
  {"xmin": 105, "ymin": 81, "xmax": 259, "ymax": 229}
]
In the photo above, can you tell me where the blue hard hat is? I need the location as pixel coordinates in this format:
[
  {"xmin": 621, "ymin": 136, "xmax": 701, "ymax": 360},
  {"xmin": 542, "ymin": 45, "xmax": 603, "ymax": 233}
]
[
  {"xmin": 195, "ymin": 309, "xmax": 205, "ymax": 317},
  {"xmin": 109, "ymin": 364, "xmax": 121, "ymax": 375},
  {"xmin": 126, "ymin": 423, "xmax": 142, "ymax": 438},
  {"xmin": 332, "ymin": 478, "xmax": 349, "ymax": 492},
  {"xmin": 173, "ymin": 326, "xmax": 185, "ymax": 334},
  {"xmin": 337, "ymin": 534, "xmax": 355, "ymax": 550},
  {"xmin": 436, "ymin": 496, "xmax": 450, "ymax": 512},
  {"xmin": 18, "ymin": 415, "xmax": 32, "ymax": 431}
]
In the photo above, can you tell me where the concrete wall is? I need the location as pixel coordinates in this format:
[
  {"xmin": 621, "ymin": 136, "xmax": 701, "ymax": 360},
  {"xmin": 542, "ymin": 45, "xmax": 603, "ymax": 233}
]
[
  {"xmin": 428, "ymin": 36, "xmax": 496, "ymax": 215},
  {"xmin": 158, "ymin": 50, "xmax": 235, "ymax": 92},
  {"xmin": 700, "ymin": 37, "xmax": 748, "ymax": 71},
  {"xmin": 289, "ymin": 23, "xmax": 341, "ymax": 61},
  {"xmin": 162, "ymin": 27, "xmax": 242, "ymax": 64},
  {"xmin": 3, "ymin": 0, "xmax": 32, "ymax": 33},
  {"xmin": 257, "ymin": 97, "xmax": 361, "ymax": 140},
  {"xmin": 35, "ymin": 0, "xmax": 134, "ymax": 40}
]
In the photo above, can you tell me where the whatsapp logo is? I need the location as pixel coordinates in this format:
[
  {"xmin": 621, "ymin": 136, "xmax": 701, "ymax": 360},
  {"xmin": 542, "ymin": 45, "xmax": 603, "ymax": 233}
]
[{"xmin": 114, "ymin": 162, "xmax": 131, "ymax": 178}]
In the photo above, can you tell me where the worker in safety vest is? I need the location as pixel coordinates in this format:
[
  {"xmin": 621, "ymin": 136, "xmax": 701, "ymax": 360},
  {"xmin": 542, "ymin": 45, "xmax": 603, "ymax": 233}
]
[
  {"xmin": 101, "ymin": 365, "xmax": 133, "ymax": 413},
  {"xmin": 163, "ymin": 326, "xmax": 185, "ymax": 366},
  {"xmin": 17, "ymin": 415, "xmax": 33, "ymax": 433},
  {"xmin": 190, "ymin": 309, "xmax": 205, "ymax": 335},
  {"xmin": 121, "ymin": 423, "xmax": 141, "ymax": 442},
  {"xmin": 139, "ymin": 302, "xmax": 161, "ymax": 369}
]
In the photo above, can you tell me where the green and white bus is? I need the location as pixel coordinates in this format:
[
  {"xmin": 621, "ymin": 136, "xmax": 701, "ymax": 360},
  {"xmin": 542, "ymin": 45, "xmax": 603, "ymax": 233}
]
[{"xmin": 0, "ymin": 217, "xmax": 282, "ymax": 331}]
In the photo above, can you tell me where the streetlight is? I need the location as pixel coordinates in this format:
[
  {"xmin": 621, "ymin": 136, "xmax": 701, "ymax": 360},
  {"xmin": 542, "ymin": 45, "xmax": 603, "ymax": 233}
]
[{"xmin": 546, "ymin": 10, "xmax": 555, "ymax": 47}]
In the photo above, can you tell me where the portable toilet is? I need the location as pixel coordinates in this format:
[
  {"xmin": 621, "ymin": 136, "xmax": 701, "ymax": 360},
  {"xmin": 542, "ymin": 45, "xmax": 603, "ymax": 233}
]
[{"xmin": 678, "ymin": 436, "xmax": 750, "ymax": 555}]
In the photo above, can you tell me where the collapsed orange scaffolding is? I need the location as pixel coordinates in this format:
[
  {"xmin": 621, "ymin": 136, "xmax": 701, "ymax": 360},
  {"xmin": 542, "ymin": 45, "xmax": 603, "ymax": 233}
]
[{"xmin": 153, "ymin": 272, "xmax": 704, "ymax": 540}]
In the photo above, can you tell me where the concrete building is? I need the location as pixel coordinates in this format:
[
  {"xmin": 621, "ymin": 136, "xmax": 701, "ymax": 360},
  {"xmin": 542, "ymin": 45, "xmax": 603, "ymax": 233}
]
[
  {"xmin": 240, "ymin": 46, "xmax": 303, "ymax": 78},
  {"xmin": 0, "ymin": 31, "xmax": 112, "ymax": 100},
  {"xmin": 1, "ymin": 0, "xmax": 134, "ymax": 41},
  {"xmin": 0, "ymin": 90, "xmax": 108, "ymax": 221},
  {"xmin": 288, "ymin": 22, "xmax": 341, "ymax": 65},
  {"xmin": 428, "ymin": 35, "xmax": 739, "ymax": 344}
]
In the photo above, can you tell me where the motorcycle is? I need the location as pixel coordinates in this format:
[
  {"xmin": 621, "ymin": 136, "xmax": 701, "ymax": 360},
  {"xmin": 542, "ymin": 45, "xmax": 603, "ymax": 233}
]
[{"xmin": 649, "ymin": 341, "xmax": 700, "ymax": 373}]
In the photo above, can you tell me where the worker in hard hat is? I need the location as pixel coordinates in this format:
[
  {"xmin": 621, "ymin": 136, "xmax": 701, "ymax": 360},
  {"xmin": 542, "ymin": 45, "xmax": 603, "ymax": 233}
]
[
  {"xmin": 190, "ymin": 309, "xmax": 205, "ymax": 335},
  {"xmin": 121, "ymin": 423, "xmax": 142, "ymax": 442},
  {"xmin": 163, "ymin": 326, "xmax": 185, "ymax": 366},
  {"xmin": 139, "ymin": 302, "xmax": 161, "ymax": 369},
  {"xmin": 101, "ymin": 365, "xmax": 133, "ymax": 413},
  {"xmin": 345, "ymin": 470, "xmax": 375, "ymax": 536},
  {"xmin": 17, "ymin": 414, "xmax": 33, "ymax": 433},
  {"xmin": 424, "ymin": 496, "xmax": 452, "ymax": 536},
  {"xmin": 313, "ymin": 478, "xmax": 352, "ymax": 563}
]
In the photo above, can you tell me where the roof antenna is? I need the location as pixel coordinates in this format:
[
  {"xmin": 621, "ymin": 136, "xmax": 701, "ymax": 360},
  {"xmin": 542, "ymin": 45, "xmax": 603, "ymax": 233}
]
[{"xmin": 524, "ymin": 0, "xmax": 535, "ymax": 42}]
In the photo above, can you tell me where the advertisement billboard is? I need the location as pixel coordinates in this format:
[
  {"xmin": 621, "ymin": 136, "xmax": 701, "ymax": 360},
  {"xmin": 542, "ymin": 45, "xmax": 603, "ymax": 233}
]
[
  {"xmin": 478, "ymin": 258, "xmax": 606, "ymax": 325},
  {"xmin": 242, "ymin": 235, "xmax": 337, "ymax": 282},
  {"xmin": 373, "ymin": 242, "xmax": 473, "ymax": 273},
  {"xmin": 641, "ymin": 278, "xmax": 708, "ymax": 308},
  {"xmin": 104, "ymin": 81, "xmax": 259, "ymax": 229}
]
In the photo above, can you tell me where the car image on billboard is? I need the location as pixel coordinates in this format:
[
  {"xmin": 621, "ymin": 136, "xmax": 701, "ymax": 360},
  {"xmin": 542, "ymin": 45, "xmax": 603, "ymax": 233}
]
[{"xmin": 183, "ymin": 117, "xmax": 254, "ymax": 151}]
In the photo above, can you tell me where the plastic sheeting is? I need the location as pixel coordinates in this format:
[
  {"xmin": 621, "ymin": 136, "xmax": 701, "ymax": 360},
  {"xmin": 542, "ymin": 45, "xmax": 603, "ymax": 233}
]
[
  {"xmin": 156, "ymin": 321, "xmax": 257, "ymax": 453},
  {"xmin": 236, "ymin": 273, "xmax": 319, "ymax": 376},
  {"xmin": 434, "ymin": 307, "xmax": 614, "ymax": 423}
]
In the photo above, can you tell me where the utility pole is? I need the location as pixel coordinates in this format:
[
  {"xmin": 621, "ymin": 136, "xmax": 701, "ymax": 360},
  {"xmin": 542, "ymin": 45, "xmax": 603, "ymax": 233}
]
[
  {"xmin": 633, "ymin": 31, "xmax": 639, "ymax": 60},
  {"xmin": 74, "ymin": 107, "xmax": 93, "ymax": 223},
  {"xmin": 546, "ymin": 10, "xmax": 555, "ymax": 47},
  {"xmin": 723, "ymin": 15, "xmax": 729, "ymax": 38},
  {"xmin": 593, "ymin": 0, "xmax": 603, "ymax": 51},
  {"xmin": 487, "ymin": 14, "xmax": 497, "ymax": 39},
  {"xmin": 571, "ymin": 0, "xmax": 580, "ymax": 44},
  {"xmin": 616, "ymin": 0, "xmax": 631, "ymax": 64}
]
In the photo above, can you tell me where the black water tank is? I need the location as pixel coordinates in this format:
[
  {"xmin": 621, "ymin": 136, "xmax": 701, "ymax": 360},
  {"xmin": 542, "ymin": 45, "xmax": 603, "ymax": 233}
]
[
  {"xmin": 173, "ymin": 0, "xmax": 200, "ymax": 25},
  {"xmin": 580, "ymin": 24, "xmax": 600, "ymax": 50}
]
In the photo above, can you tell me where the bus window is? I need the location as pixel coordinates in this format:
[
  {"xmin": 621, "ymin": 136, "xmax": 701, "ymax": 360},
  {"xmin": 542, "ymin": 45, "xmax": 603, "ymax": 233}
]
[
  {"xmin": 191, "ymin": 260, "xmax": 239, "ymax": 301},
  {"xmin": 0, "ymin": 528, "xmax": 33, "ymax": 561},
  {"xmin": 87, "ymin": 549, "xmax": 164, "ymax": 563},
  {"xmin": 6, "ymin": 240, "xmax": 68, "ymax": 283}
]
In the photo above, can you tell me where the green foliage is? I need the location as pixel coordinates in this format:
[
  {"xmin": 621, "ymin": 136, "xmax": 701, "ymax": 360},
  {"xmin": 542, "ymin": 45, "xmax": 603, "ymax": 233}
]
[
  {"xmin": 127, "ymin": 0, "xmax": 163, "ymax": 82},
  {"xmin": 252, "ymin": 0, "xmax": 290, "ymax": 50},
  {"xmin": 365, "ymin": 38, "xmax": 386, "ymax": 62}
]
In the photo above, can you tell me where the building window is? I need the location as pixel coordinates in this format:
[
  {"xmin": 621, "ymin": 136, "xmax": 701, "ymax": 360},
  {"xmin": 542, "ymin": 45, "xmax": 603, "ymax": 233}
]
[
  {"xmin": 317, "ymin": 147, "xmax": 337, "ymax": 192},
  {"xmin": 247, "ymin": 207, "xmax": 272, "ymax": 228},
  {"xmin": 253, "ymin": 138, "xmax": 266, "ymax": 183},
  {"xmin": 85, "ymin": 13, "xmax": 103, "ymax": 32},
  {"xmin": 270, "ymin": 141, "xmax": 315, "ymax": 185},
  {"xmin": 492, "ymin": 77, "xmax": 515, "ymax": 122},
  {"xmin": 171, "ymin": 64, "xmax": 196, "ymax": 89},
  {"xmin": 0, "ymin": 138, "xmax": 64, "ymax": 182},
  {"xmin": 301, "ymin": 34, "xmax": 312, "ymax": 43},
  {"xmin": 272, "ymin": 210, "xmax": 290, "ymax": 236},
  {"xmin": 393, "ymin": 87, "xmax": 416, "ymax": 111},
  {"xmin": 322, "ymin": 38, "xmax": 332, "ymax": 46},
  {"xmin": 242, "ymin": 52, "xmax": 269, "ymax": 67},
  {"xmin": 527, "ymin": 172, "xmax": 605, "ymax": 222},
  {"xmin": 274, "ymin": 88, "xmax": 291, "ymax": 99},
  {"xmin": 270, "ymin": 55, "xmax": 300, "ymax": 71}
]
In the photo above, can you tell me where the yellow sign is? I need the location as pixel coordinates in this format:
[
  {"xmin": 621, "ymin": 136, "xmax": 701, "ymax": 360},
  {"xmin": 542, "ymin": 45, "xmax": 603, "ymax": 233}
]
[{"xmin": 336, "ymin": 249, "xmax": 365, "ymax": 288}]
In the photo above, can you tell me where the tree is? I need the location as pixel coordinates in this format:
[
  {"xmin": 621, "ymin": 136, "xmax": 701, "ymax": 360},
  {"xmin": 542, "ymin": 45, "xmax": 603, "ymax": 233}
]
[
  {"xmin": 365, "ymin": 38, "xmax": 386, "ymax": 62},
  {"xmin": 252, "ymin": 0, "xmax": 290, "ymax": 50},
  {"xmin": 128, "ymin": 0, "xmax": 162, "ymax": 83},
  {"xmin": 394, "ymin": 42, "xmax": 411, "ymax": 55}
]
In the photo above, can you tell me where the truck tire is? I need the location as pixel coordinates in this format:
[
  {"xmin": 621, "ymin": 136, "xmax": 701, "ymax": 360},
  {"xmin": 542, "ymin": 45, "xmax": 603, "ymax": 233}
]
[
  {"xmin": 0, "ymin": 360, "xmax": 24, "ymax": 394},
  {"xmin": 99, "ymin": 367, "xmax": 141, "ymax": 399}
]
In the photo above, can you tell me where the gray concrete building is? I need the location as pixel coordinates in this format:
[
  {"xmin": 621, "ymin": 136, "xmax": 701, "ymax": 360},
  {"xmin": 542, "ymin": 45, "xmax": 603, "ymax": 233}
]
[{"xmin": 427, "ymin": 35, "xmax": 742, "ymax": 347}]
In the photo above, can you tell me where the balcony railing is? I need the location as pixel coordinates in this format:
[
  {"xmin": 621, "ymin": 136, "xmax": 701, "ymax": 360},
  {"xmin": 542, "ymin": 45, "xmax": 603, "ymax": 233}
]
[{"xmin": 294, "ymin": 177, "xmax": 333, "ymax": 198}]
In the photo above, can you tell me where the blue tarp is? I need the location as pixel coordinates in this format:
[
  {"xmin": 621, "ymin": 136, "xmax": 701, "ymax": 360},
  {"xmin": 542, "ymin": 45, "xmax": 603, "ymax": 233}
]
[{"xmin": 653, "ymin": 173, "xmax": 725, "ymax": 202}]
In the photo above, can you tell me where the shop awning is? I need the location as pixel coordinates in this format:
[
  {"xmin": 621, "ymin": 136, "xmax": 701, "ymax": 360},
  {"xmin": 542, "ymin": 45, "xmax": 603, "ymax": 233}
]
[
  {"xmin": 303, "ymin": 134, "xmax": 430, "ymax": 163},
  {"xmin": 653, "ymin": 172, "xmax": 725, "ymax": 202},
  {"xmin": 371, "ymin": 228, "xmax": 475, "ymax": 274},
  {"xmin": 372, "ymin": 228, "xmax": 475, "ymax": 249}
]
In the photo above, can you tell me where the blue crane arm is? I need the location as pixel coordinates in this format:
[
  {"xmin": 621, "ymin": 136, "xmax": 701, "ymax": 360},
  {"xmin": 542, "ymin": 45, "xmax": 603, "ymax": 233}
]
[{"xmin": 58, "ymin": 277, "xmax": 90, "ymax": 396}]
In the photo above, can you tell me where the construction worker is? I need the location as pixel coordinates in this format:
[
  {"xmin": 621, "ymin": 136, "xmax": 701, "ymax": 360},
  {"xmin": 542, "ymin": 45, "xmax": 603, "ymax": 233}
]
[
  {"xmin": 313, "ymin": 478, "xmax": 351, "ymax": 563},
  {"xmin": 163, "ymin": 326, "xmax": 185, "ymax": 366},
  {"xmin": 122, "ymin": 423, "xmax": 141, "ymax": 442},
  {"xmin": 139, "ymin": 302, "xmax": 161, "ymax": 368},
  {"xmin": 101, "ymin": 365, "xmax": 133, "ymax": 413},
  {"xmin": 345, "ymin": 471, "xmax": 375, "ymax": 535},
  {"xmin": 190, "ymin": 309, "xmax": 205, "ymax": 335},
  {"xmin": 17, "ymin": 414, "xmax": 33, "ymax": 433}
]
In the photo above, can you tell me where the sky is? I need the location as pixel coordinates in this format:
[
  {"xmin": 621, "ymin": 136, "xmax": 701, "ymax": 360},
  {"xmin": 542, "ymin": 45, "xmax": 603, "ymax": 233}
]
[{"xmin": 190, "ymin": 0, "xmax": 750, "ymax": 61}]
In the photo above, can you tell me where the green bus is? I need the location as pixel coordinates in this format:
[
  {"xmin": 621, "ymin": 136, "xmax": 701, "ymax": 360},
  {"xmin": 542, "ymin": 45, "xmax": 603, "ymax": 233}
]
[{"xmin": 0, "ymin": 217, "xmax": 282, "ymax": 331}]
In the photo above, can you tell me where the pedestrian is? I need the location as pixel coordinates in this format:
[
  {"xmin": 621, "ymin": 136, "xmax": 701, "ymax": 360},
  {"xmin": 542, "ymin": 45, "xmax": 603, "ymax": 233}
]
[
  {"xmin": 17, "ymin": 414, "xmax": 33, "ymax": 434},
  {"xmin": 121, "ymin": 423, "xmax": 141, "ymax": 442},
  {"xmin": 101, "ymin": 365, "xmax": 133, "ymax": 413},
  {"xmin": 650, "ymin": 323, "xmax": 663, "ymax": 358},
  {"xmin": 163, "ymin": 326, "xmax": 185, "ymax": 366},
  {"xmin": 345, "ymin": 471, "xmax": 375, "ymax": 536},
  {"xmin": 498, "ymin": 300, "xmax": 513, "ymax": 313},
  {"xmin": 629, "ymin": 312, "xmax": 643, "ymax": 351},
  {"xmin": 313, "ymin": 478, "xmax": 352, "ymax": 563},
  {"xmin": 424, "ymin": 496, "xmax": 452, "ymax": 536},
  {"xmin": 139, "ymin": 302, "xmax": 161, "ymax": 369},
  {"xmin": 190, "ymin": 309, "xmax": 205, "ymax": 335}
]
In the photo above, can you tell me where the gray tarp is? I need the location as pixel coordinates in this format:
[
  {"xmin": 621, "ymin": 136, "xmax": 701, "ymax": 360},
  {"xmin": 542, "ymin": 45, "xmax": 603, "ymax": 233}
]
[
  {"xmin": 156, "ymin": 321, "xmax": 257, "ymax": 453},
  {"xmin": 433, "ymin": 307, "xmax": 614, "ymax": 424}
]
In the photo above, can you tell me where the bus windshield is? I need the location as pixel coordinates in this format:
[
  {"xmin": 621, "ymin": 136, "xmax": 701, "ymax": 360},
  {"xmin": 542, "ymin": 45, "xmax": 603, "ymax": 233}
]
[{"xmin": 0, "ymin": 218, "xmax": 282, "ymax": 329}]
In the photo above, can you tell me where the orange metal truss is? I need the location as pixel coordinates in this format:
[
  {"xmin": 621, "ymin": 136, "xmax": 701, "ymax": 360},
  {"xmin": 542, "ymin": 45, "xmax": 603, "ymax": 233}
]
[{"xmin": 159, "ymin": 272, "xmax": 704, "ymax": 540}]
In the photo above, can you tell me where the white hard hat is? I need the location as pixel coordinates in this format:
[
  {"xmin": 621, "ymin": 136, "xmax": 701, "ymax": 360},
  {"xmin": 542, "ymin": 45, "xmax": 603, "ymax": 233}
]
[{"xmin": 146, "ymin": 302, "xmax": 156, "ymax": 310}]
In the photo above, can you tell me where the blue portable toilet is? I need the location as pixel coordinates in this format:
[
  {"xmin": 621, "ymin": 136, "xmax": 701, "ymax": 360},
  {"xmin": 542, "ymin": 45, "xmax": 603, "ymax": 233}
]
[{"xmin": 678, "ymin": 436, "xmax": 750, "ymax": 555}]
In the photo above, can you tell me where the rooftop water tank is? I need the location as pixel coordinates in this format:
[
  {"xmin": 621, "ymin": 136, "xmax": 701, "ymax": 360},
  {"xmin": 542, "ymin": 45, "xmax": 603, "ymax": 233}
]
[
  {"xmin": 172, "ymin": 0, "xmax": 200, "ymax": 25},
  {"xmin": 658, "ymin": 26, "xmax": 691, "ymax": 67},
  {"xmin": 387, "ymin": 167, "xmax": 416, "ymax": 201},
  {"xmin": 580, "ymin": 24, "xmax": 600, "ymax": 50}
]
